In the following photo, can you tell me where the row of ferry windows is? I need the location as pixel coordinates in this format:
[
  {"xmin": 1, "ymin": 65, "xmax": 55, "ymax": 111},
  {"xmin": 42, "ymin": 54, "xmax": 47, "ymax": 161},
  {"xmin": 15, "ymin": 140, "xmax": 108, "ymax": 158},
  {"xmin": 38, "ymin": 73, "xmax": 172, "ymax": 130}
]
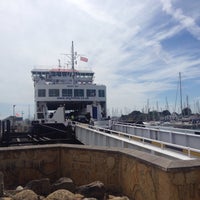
[
  {"xmin": 38, "ymin": 89, "xmax": 105, "ymax": 97},
  {"xmin": 33, "ymin": 72, "xmax": 94, "ymax": 77}
]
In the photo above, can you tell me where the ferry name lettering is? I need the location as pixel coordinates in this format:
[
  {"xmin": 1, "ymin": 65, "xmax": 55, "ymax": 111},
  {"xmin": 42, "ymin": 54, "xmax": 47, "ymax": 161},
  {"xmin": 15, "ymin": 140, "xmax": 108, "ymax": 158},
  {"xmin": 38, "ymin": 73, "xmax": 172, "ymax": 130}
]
[{"xmin": 57, "ymin": 97, "xmax": 89, "ymax": 100}]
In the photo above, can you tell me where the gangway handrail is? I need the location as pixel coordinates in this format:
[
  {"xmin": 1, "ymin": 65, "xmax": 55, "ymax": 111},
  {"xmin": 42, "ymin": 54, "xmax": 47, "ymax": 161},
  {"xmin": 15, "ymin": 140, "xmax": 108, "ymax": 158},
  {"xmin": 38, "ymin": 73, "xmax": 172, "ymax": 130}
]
[
  {"xmin": 113, "ymin": 122, "xmax": 200, "ymax": 138},
  {"xmin": 77, "ymin": 123, "xmax": 200, "ymax": 158},
  {"xmin": 114, "ymin": 121, "xmax": 200, "ymax": 135}
]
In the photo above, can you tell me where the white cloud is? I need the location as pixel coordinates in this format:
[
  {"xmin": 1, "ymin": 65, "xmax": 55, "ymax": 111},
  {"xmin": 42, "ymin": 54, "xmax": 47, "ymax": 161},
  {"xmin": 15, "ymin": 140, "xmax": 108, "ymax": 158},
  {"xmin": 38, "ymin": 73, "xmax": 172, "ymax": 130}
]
[
  {"xmin": 0, "ymin": 0, "xmax": 200, "ymax": 118},
  {"xmin": 160, "ymin": 0, "xmax": 200, "ymax": 40}
]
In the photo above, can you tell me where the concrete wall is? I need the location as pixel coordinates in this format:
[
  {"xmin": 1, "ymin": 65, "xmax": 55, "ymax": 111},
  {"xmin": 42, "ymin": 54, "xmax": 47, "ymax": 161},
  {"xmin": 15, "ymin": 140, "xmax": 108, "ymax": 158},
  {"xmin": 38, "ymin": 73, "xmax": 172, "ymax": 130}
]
[
  {"xmin": 0, "ymin": 144, "xmax": 200, "ymax": 200},
  {"xmin": 0, "ymin": 145, "xmax": 60, "ymax": 188}
]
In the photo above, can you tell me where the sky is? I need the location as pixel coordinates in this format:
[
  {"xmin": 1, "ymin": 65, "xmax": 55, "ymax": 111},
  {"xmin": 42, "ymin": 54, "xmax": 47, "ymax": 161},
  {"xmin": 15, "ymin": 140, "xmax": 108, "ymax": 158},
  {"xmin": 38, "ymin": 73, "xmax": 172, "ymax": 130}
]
[{"xmin": 0, "ymin": 0, "xmax": 200, "ymax": 119}]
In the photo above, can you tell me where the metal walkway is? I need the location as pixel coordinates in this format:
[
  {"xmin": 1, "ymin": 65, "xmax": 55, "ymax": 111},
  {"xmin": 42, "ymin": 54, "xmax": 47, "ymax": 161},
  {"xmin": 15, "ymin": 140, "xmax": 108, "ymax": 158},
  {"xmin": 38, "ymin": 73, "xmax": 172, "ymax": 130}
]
[{"xmin": 75, "ymin": 122, "xmax": 200, "ymax": 160}]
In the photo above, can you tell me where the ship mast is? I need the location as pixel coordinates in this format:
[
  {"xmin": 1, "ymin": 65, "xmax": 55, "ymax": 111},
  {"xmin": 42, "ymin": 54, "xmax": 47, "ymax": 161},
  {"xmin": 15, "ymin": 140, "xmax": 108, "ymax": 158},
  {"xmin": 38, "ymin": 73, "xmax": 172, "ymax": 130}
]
[
  {"xmin": 71, "ymin": 41, "xmax": 75, "ymax": 71},
  {"xmin": 71, "ymin": 41, "xmax": 75, "ymax": 84}
]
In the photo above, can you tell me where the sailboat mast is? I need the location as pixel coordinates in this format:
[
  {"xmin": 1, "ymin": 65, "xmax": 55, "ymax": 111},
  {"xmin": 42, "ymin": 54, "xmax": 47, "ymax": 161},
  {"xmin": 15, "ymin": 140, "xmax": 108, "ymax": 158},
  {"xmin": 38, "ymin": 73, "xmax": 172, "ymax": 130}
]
[{"xmin": 179, "ymin": 72, "xmax": 183, "ymax": 115}]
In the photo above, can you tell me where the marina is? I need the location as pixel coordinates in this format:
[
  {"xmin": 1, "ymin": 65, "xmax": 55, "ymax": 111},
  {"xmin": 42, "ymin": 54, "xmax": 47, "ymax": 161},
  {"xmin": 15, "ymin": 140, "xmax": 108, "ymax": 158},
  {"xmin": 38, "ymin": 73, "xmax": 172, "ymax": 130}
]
[
  {"xmin": 0, "ymin": 45, "xmax": 200, "ymax": 200},
  {"xmin": 1, "ymin": 1, "xmax": 200, "ymax": 199},
  {"xmin": 0, "ymin": 42, "xmax": 200, "ymax": 161}
]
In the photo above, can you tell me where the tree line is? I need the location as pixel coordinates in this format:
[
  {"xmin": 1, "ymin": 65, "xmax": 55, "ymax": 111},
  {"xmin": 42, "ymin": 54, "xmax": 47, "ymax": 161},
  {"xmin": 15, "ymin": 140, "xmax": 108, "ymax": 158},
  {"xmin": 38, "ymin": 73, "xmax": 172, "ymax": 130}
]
[{"xmin": 119, "ymin": 107, "xmax": 197, "ymax": 122}]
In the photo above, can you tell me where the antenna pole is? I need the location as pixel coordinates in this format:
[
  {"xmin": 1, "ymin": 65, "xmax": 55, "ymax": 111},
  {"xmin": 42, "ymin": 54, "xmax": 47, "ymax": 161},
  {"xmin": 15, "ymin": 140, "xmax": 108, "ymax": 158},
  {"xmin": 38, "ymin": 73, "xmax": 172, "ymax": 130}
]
[
  {"xmin": 71, "ymin": 41, "xmax": 75, "ymax": 83},
  {"xmin": 58, "ymin": 59, "xmax": 61, "ymax": 68},
  {"xmin": 71, "ymin": 41, "xmax": 75, "ymax": 71}
]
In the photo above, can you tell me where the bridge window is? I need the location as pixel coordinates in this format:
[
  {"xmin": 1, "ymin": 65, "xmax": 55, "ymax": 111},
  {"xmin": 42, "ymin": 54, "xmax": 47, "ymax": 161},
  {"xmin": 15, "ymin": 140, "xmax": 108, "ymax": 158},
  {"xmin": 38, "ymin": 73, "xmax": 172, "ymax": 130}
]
[
  {"xmin": 38, "ymin": 89, "xmax": 46, "ymax": 97},
  {"xmin": 74, "ymin": 89, "xmax": 84, "ymax": 97},
  {"xmin": 98, "ymin": 90, "xmax": 105, "ymax": 97},
  {"xmin": 49, "ymin": 89, "xmax": 59, "ymax": 97},
  {"xmin": 56, "ymin": 72, "xmax": 61, "ymax": 76},
  {"xmin": 87, "ymin": 89, "xmax": 96, "ymax": 97},
  {"xmin": 50, "ymin": 72, "xmax": 56, "ymax": 76},
  {"xmin": 62, "ymin": 72, "xmax": 67, "ymax": 76},
  {"xmin": 62, "ymin": 89, "xmax": 72, "ymax": 97}
]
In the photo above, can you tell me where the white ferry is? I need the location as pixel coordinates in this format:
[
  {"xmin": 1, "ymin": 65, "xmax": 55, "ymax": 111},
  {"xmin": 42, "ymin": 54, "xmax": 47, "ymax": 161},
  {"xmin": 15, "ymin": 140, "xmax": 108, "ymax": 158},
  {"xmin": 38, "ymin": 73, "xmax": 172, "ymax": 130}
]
[{"xmin": 31, "ymin": 42, "xmax": 107, "ymax": 124}]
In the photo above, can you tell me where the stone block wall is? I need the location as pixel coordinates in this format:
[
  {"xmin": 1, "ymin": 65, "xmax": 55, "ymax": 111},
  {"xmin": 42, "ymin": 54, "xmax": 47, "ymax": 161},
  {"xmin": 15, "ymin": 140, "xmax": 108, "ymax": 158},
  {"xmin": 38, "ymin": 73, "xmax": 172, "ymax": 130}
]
[
  {"xmin": 60, "ymin": 146, "xmax": 120, "ymax": 192},
  {"xmin": 0, "ymin": 145, "xmax": 60, "ymax": 188},
  {"xmin": 0, "ymin": 144, "xmax": 200, "ymax": 200},
  {"xmin": 119, "ymin": 150, "xmax": 200, "ymax": 200}
]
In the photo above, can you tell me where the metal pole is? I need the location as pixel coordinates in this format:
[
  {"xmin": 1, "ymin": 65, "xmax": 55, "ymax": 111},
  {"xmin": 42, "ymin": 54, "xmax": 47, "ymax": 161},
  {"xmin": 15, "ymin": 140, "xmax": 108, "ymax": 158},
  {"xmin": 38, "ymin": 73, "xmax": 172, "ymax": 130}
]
[
  {"xmin": 179, "ymin": 72, "xmax": 183, "ymax": 116},
  {"xmin": 6, "ymin": 120, "xmax": 10, "ymax": 146},
  {"xmin": 2, "ymin": 121, "xmax": 5, "ymax": 142},
  {"xmin": 13, "ymin": 105, "xmax": 16, "ymax": 131},
  {"xmin": 71, "ymin": 41, "xmax": 75, "ymax": 84}
]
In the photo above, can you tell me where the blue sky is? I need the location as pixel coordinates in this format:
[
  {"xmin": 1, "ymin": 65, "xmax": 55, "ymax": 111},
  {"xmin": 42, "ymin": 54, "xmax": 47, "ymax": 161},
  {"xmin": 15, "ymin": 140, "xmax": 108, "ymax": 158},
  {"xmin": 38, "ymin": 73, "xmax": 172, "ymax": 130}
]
[{"xmin": 0, "ymin": 0, "xmax": 200, "ymax": 119}]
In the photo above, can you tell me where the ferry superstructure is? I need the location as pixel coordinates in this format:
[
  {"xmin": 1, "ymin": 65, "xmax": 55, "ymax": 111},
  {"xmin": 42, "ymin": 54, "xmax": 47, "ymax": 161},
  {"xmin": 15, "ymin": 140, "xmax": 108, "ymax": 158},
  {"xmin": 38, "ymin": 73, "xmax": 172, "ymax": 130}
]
[{"xmin": 31, "ymin": 42, "xmax": 106, "ymax": 122}]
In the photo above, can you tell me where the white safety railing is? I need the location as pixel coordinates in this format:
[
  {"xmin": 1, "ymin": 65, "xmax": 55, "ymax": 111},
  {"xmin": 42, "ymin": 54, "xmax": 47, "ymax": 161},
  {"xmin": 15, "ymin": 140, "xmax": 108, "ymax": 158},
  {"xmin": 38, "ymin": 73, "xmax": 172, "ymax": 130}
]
[
  {"xmin": 111, "ymin": 122, "xmax": 200, "ymax": 150},
  {"xmin": 75, "ymin": 123, "xmax": 200, "ymax": 160}
]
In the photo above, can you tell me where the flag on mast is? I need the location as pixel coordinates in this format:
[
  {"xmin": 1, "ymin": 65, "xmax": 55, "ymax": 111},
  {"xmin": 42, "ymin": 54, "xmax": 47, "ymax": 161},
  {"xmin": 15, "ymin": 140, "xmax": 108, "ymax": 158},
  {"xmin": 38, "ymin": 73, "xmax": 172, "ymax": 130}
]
[
  {"xmin": 15, "ymin": 113, "xmax": 20, "ymax": 117},
  {"xmin": 80, "ymin": 56, "xmax": 88, "ymax": 62}
]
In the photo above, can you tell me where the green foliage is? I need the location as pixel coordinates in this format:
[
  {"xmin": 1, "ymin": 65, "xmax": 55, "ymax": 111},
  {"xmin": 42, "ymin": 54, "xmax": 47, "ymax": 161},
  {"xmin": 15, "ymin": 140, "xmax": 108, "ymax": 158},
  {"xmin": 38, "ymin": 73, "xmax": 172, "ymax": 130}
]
[
  {"xmin": 162, "ymin": 110, "xmax": 171, "ymax": 116},
  {"xmin": 182, "ymin": 107, "xmax": 192, "ymax": 116},
  {"xmin": 120, "ymin": 109, "xmax": 172, "ymax": 122}
]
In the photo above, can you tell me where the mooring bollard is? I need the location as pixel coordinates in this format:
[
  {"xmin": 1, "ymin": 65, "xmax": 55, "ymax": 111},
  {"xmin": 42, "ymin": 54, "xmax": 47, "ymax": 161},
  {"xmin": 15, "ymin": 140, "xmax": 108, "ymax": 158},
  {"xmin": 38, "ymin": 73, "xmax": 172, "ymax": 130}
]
[{"xmin": 0, "ymin": 171, "xmax": 4, "ymax": 196}]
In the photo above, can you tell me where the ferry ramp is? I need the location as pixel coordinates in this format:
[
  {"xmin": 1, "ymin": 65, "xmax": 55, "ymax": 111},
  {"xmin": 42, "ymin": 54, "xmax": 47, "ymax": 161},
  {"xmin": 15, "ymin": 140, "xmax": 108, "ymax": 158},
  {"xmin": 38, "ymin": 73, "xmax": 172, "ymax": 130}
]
[{"xmin": 75, "ymin": 122, "xmax": 200, "ymax": 160}]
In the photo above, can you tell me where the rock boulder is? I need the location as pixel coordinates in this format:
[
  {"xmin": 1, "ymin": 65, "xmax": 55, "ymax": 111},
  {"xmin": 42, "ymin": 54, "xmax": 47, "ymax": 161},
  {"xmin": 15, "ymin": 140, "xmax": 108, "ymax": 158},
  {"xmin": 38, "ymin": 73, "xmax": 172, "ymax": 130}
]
[
  {"xmin": 45, "ymin": 189, "xmax": 74, "ymax": 200},
  {"xmin": 75, "ymin": 181, "xmax": 105, "ymax": 200},
  {"xmin": 12, "ymin": 189, "xmax": 38, "ymax": 200},
  {"xmin": 25, "ymin": 178, "xmax": 51, "ymax": 196},
  {"xmin": 51, "ymin": 177, "xmax": 75, "ymax": 193}
]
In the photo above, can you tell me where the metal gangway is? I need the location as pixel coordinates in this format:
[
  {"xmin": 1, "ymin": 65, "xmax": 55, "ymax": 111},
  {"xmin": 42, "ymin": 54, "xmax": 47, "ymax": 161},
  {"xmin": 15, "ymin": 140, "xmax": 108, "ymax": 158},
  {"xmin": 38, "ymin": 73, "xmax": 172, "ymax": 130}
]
[{"xmin": 75, "ymin": 122, "xmax": 200, "ymax": 161}]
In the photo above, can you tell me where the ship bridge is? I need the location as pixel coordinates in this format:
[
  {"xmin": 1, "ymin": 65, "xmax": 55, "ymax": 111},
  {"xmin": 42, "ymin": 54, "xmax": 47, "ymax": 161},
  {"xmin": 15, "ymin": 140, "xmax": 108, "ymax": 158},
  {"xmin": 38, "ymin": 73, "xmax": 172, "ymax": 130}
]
[{"xmin": 31, "ymin": 68, "xmax": 94, "ymax": 84}]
